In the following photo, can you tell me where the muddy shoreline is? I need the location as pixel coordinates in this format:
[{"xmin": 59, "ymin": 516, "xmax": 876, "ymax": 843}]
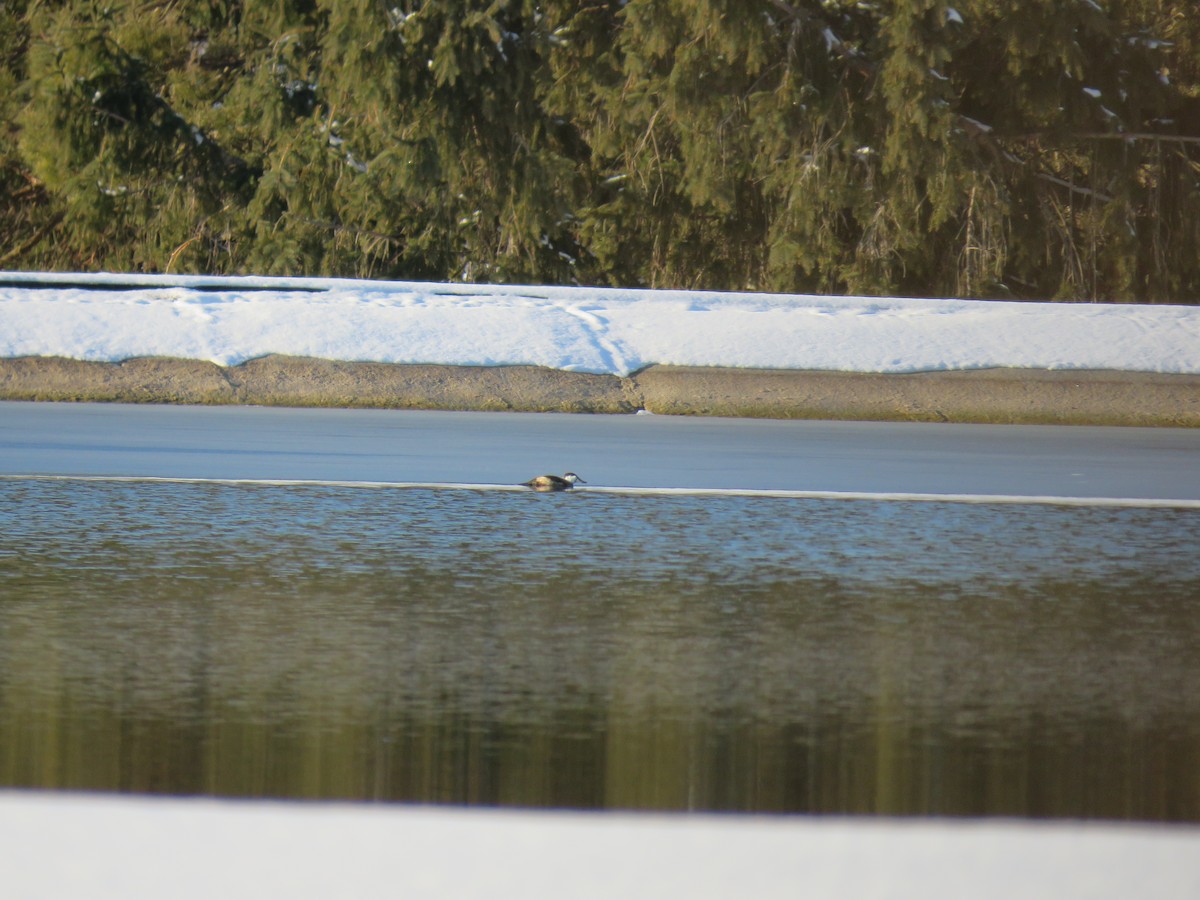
[{"xmin": 2, "ymin": 355, "xmax": 1198, "ymax": 427}]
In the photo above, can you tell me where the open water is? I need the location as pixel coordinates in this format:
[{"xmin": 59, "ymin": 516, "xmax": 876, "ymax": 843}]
[{"xmin": 2, "ymin": 478, "xmax": 1198, "ymax": 820}]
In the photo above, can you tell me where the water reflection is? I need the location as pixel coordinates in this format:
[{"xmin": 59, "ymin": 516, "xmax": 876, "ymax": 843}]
[{"xmin": 1, "ymin": 480, "xmax": 1198, "ymax": 819}]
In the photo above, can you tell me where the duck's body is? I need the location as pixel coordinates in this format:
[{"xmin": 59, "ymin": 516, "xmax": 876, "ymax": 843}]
[{"xmin": 521, "ymin": 472, "xmax": 586, "ymax": 492}]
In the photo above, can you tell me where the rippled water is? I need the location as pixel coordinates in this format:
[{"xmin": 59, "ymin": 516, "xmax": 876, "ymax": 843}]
[{"xmin": 2, "ymin": 479, "xmax": 1198, "ymax": 820}]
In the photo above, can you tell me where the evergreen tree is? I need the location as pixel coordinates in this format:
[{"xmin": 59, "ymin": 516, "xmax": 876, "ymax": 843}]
[
  {"xmin": 2, "ymin": 0, "xmax": 1197, "ymax": 302},
  {"xmin": 17, "ymin": 2, "xmax": 261, "ymax": 271},
  {"xmin": 300, "ymin": 0, "xmax": 584, "ymax": 282},
  {"xmin": 0, "ymin": 0, "xmax": 63, "ymax": 270}
]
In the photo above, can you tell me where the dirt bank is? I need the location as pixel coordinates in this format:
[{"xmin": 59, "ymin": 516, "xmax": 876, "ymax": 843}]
[{"xmin": 2, "ymin": 356, "xmax": 1198, "ymax": 426}]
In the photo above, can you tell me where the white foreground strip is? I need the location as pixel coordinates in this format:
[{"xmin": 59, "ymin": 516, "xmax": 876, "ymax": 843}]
[
  {"xmin": 5, "ymin": 473, "xmax": 1200, "ymax": 509},
  {"xmin": 1, "ymin": 792, "xmax": 1197, "ymax": 900}
]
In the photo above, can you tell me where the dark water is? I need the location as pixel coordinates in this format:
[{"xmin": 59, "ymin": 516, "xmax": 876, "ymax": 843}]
[{"xmin": 2, "ymin": 479, "xmax": 1198, "ymax": 820}]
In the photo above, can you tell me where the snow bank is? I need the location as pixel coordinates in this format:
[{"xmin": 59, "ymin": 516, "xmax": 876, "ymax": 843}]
[{"xmin": 2, "ymin": 272, "xmax": 1197, "ymax": 376}]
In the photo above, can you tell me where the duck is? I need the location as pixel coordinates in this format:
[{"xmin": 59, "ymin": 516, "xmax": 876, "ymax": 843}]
[{"xmin": 520, "ymin": 472, "xmax": 586, "ymax": 491}]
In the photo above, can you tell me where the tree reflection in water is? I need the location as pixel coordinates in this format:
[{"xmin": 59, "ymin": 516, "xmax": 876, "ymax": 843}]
[{"xmin": 1, "ymin": 480, "xmax": 1198, "ymax": 820}]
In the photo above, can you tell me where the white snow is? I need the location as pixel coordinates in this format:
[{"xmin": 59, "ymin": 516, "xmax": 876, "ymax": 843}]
[
  {"xmin": 1, "ymin": 792, "xmax": 1197, "ymax": 900},
  {"xmin": 2, "ymin": 271, "xmax": 1198, "ymax": 375}
]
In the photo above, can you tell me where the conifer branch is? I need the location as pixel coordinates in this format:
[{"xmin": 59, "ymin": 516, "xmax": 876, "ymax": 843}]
[{"xmin": 765, "ymin": 0, "xmax": 875, "ymax": 79}]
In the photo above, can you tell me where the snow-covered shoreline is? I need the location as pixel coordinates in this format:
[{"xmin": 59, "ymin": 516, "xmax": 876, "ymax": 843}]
[
  {"xmin": 3, "ymin": 271, "xmax": 1198, "ymax": 376},
  {"xmin": 5, "ymin": 271, "xmax": 1199, "ymax": 425}
]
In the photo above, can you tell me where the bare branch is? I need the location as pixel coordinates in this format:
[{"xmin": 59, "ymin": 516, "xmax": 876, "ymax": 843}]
[
  {"xmin": 1033, "ymin": 171, "xmax": 1114, "ymax": 203},
  {"xmin": 1005, "ymin": 130, "xmax": 1200, "ymax": 146},
  {"xmin": 0, "ymin": 212, "xmax": 66, "ymax": 265}
]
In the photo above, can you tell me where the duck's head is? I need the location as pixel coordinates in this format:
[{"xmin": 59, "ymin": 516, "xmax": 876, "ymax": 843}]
[{"xmin": 562, "ymin": 472, "xmax": 585, "ymax": 484}]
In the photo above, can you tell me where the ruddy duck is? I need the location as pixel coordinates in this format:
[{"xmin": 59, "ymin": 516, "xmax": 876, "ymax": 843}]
[{"xmin": 521, "ymin": 472, "xmax": 586, "ymax": 491}]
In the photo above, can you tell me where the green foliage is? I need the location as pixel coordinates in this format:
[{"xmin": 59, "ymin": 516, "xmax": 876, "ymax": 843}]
[{"xmin": 1, "ymin": 0, "xmax": 1198, "ymax": 302}]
